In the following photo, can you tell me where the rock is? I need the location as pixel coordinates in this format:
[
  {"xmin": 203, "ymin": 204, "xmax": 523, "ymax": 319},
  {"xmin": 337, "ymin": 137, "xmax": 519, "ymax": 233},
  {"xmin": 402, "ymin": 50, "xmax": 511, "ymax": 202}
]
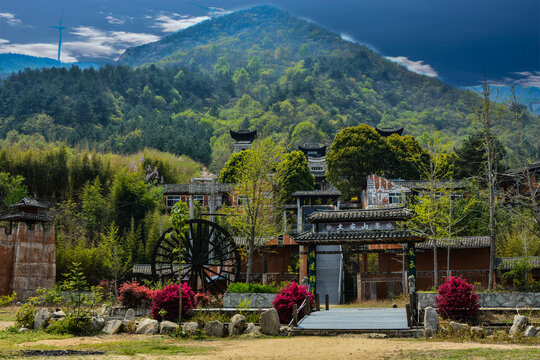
[
  {"xmin": 160, "ymin": 321, "xmax": 179, "ymax": 335},
  {"xmin": 523, "ymin": 325, "xmax": 537, "ymax": 337},
  {"xmin": 102, "ymin": 320, "xmax": 123, "ymax": 335},
  {"xmin": 52, "ymin": 310, "xmax": 66, "ymax": 319},
  {"xmin": 122, "ymin": 320, "xmax": 137, "ymax": 334},
  {"xmin": 260, "ymin": 308, "xmax": 280, "ymax": 336},
  {"xmin": 439, "ymin": 325, "xmax": 448, "ymax": 335},
  {"xmin": 182, "ymin": 321, "xmax": 201, "ymax": 335},
  {"xmin": 18, "ymin": 327, "xmax": 29, "ymax": 332},
  {"xmin": 203, "ymin": 320, "xmax": 225, "ymax": 337},
  {"xmin": 100, "ymin": 304, "xmax": 111, "ymax": 316},
  {"xmin": 471, "ymin": 326, "xmax": 485, "ymax": 337},
  {"xmin": 423, "ymin": 307, "xmax": 438, "ymax": 337},
  {"xmin": 136, "ymin": 318, "xmax": 159, "ymax": 335},
  {"xmin": 242, "ymin": 322, "xmax": 262, "ymax": 337},
  {"xmin": 228, "ymin": 314, "xmax": 246, "ymax": 336},
  {"xmin": 89, "ymin": 317, "xmax": 105, "ymax": 333},
  {"xmin": 124, "ymin": 309, "xmax": 135, "ymax": 321},
  {"xmin": 509, "ymin": 315, "xmax": 528, "ymax": 336},
  {"xmin": 362, "ymin": 333, "xmax": 387, "ymax": 339},
  {"xmin": 34, "ymin": 308, "xmax": 52, "ymax": 330},
  {"xmin": 449, "ymin": 321, "xmax": 469, "ymax": 333}
]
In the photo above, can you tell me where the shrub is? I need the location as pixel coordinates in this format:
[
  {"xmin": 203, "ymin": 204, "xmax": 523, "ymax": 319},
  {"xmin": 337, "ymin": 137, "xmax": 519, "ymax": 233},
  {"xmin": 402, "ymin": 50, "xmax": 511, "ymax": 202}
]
[
  {"xmin": 16, "ymin": 303, "xmax": 36, "ymax": 328},
  {"xmin": 272, "ymin": 282, "xmax": 315, "ymax": 324},
  {"xmin": 227, "ymin": 282, "xmax": 280, "ymax": 293},
  {"xmin": 151, "ymin": 283, "xmax": 196, "ymax": 322},
  {"xmin": 45, "ymin": 315, "xmax": 91, "ymax": 335},
  {"xmin": 436, "ymin": 276, "xmax": 480, "ymax": 322},
  {"xmin": 36, "ymin": 286, "xmax": 63, "ymax": 306},
  {"xmin": 0, "ymin": 292, "xmax": 16, "ymax": 307},
  {"xmin": 98, "ymin": 279, "xmax": 115, "ymax": 301},
  {"xmin": 118, "ymin": 281, "xmax": 154, "ymax": 308},
  {"xmin": 194, "ymin": 292, "xmax": 210, "ymax": 308}
]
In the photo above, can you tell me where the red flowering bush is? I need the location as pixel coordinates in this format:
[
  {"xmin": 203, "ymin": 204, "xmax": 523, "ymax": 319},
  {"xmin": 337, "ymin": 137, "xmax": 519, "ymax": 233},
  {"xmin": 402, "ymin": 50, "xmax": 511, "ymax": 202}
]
[
  {"xmin": 194, "ymin": 292, "xmax": 210, "ymax": 308},
  {"xmin": 436, "ymin": 276, "xmax": 480, "ymax": 322},
  {"xmin": 151, "ymin": 283, "xmax": 196, "ymax": 322},
  {"xmin": 273, "ymin": 282, "xmax": 315, "ymax": 324},
  {"xmin": 118, "ymin": 281, "xmax": 154, "ymax": 308}
]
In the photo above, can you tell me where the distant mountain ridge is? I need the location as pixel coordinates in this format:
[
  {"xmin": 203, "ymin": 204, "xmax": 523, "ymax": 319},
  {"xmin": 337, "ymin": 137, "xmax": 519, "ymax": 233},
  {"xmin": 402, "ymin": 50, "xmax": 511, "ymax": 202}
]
[{"xmin": 0, "ymin": 53, "xmax": 100, "ymax": 77}]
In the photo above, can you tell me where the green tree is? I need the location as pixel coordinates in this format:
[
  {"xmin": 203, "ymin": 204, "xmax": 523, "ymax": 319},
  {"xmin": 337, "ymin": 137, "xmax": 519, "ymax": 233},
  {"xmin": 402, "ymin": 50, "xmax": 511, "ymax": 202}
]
[
  {"xmin": 276, "ymin": 150, "xmax": 314, "ymax": 202},
  {"xmin": 218, "ymin": 150, "xmax": 248, "ymax": 183},
  {"xmin": 0, "ymin": 172, "xmax": 28, "ymax": 209},
  {"xmin": 453, "ymin": 131, "xmax": 506, "ymax": 179},
  {"xmin": 326, "ymin": 124, "xmax": 392, "ymax": 199},
  {"xmin": 385, "ymin": 134, "xmax": 431, "ymax": 179},
  {"xmin": 81, "ymin": 177, "xmax": 107, "ymax": 242},
  {"xmin": 290, "ymin": 121, "xmax": 324, "ymax": 150},
  {"xmin": 225, "ymin": 138, "xmax": 284, "ymax": 283},
  {"xmin": 99, "ymin": 224, "xmax": 131, "ymax": 296}
]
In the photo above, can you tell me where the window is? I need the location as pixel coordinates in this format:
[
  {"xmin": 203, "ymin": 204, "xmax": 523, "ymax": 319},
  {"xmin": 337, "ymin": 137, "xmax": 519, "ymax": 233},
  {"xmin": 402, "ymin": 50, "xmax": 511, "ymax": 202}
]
[
  {"xmin": 166, "ymin": 195, "xmax": 180, "ymax": 207},
  {"xmin": 193, "ymin": 195, "xmax": 204, "ymax": 205},
  {"xmin": 388, "ymin": 192, "xmax": 405, "ymax": 205}
]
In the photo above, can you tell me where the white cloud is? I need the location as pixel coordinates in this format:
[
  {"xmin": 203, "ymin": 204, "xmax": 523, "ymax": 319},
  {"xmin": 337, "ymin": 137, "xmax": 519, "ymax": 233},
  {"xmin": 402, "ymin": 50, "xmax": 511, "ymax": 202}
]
[
  {"xmin": 0, "ymin": 12, "xmax": 22, "ymax": 26},
  {"xmin": 0, "ymin": 39, "xmax": 9, "ymax": 44},
  {"xmin": 0, "ymin": 25, "xmax": 160, "ymax": 61},
  {"xmin": 0, "ymin": 42, "xmax": 78, "ymax": 62},
  {"xmin": 340, "ymin": 33, "xmax": 355, "ymax": 43},
  {"xmin": 106, "ymin": 15, "xmax": 125, "ymax": 25},
  {"xmin": 153, "ymin": 14, "xmax": 209, "ymax": 33},
  {"xmin": 386, "ymin": 56, "xmax": 438, "ymax": 78},
  {"xmin": 504, "ymin": 71, "xmax": 540, "ymax": 88}
]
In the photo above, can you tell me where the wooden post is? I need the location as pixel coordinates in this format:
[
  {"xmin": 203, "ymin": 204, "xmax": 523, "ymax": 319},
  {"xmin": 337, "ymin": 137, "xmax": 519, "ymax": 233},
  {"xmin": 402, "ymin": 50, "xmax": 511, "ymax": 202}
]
[
  {"xmin": 316, "ymin": 293, "xmax": 320, "ymax": 312},
  {"xmin": 305, "ymin": 295, "xmax": 311, "ymax": 315},
  {"xmin": 325, "ymin": 293, "xmax": 329, "ymax": 311},
  {"xmin": 292, "ymin": 303, "xmax": 298, "ymax": 326}
]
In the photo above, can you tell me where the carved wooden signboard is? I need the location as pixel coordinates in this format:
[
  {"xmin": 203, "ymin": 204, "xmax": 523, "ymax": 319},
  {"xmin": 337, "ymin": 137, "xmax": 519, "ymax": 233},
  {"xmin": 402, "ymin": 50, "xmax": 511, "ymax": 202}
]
[{"xmin": 321, "ymin": 221, "xmax": 396, "ymax": 232}]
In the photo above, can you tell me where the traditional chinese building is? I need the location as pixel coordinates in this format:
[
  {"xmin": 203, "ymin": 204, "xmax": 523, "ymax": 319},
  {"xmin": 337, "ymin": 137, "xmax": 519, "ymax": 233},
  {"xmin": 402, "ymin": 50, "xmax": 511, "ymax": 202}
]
[
  {"xmin": 230, "ymin": 129, "xmax": 257, "ymax": 153},
  {"xmin": 299, "ymin": 143, "xmax": 328, "ymax": 191},
  {"xmin": 0, "ymin": 198, "xmax": 55, "ymax": 299}
]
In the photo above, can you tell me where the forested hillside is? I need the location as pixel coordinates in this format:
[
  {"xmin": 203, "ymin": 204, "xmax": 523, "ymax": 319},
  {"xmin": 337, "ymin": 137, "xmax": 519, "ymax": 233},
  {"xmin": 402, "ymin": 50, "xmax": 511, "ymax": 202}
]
[{"xmin": 0, "ymin": 5, "xmax": 538, "ymax": 172}]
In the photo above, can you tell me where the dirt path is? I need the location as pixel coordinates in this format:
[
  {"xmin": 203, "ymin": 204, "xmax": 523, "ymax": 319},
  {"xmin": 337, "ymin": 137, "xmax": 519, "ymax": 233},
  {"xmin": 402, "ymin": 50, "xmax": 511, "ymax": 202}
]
[
  {"xmin": 0, "ymin": 321, "xmax": 13, "ymax": 330},
  {"xmin": 18, "ymin": 334, "xmax": 540, "ymax": 360}
]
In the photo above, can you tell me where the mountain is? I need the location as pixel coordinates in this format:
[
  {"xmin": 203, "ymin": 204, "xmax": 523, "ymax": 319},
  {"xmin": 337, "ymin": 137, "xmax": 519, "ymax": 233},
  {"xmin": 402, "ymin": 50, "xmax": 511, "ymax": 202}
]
[
  {"xmin": 0, "ymin": 53, "xmax": 99, "ymax": 77},
  {"xmin": 0, "ymin": 6, "xmax": 538, "ymax": 169},
  {"xmin": 465, "ymin": 85, "xmax": 540, "ymax": 115}
]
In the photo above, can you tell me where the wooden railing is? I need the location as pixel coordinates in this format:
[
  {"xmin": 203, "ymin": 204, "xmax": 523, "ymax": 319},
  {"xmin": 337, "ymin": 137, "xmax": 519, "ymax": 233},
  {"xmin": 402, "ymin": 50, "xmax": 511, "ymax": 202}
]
[{"xmin": 289, "ymin": 294, "xmax": 311, "ymax": 327}]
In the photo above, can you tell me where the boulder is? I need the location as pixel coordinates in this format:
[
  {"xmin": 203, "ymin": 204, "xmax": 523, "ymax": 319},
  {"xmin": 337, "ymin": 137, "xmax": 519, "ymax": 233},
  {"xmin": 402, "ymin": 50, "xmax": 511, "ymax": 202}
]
[
  {"xmin": 124, "ymin": 309, "xmax": 135, "ymax": 321},
  {"xmin": 102, "ymin": 320, "xmax": 123, "ymax": 335},
  {"xmin": 471, "ymin": 326, "xmax": 485, "ymax": 337},
  {"xmin": 242, "ymin": 322, "xmax": 262, "ymax": 337},
  {"xmin": 228, "ymin": 314, "xmax": 246, "ymax": 336},
  {"xmin": 509, "ymin": 315, "xmax": 528, "ymax": 336},
  {"xmin": 160, "ymin": 321, "xmax": 179, "ymax": 335},
  {"xmin": 122, "ymin": 320, "xmax": 137, "ymax": 334},
  {"xmin": 100, "ymin": 304, "xmax": 112, "ymax": 316},
  {"xmin": 34, "ymin": 308, "xmax": 52, "ymax": 330},
  {"xmin": 423, "ymin": 307, "xmax": 438, "ymax": 337},
  {"xmin": 260, "ymin": 308, "xmax": 280, "ymax": 336},
  {"xmin": 182, "ymin": 321, "xmax": 201, "ymax": 335},
  {"xmin": 52, "ymin": 310, "xmax": 66, "ymax": 319},
  {"xmin": 449, "ymin": 321, "xmax": 469, "ymax": 333},
  {"xmin": 136, "ymin": 318, "xmax": 159, "ymax": 335},
  {"xmin": 89, "ymin": 317, "xmax": 105, "ymax": 333},
  {"xmin": 204, "ymin": 320, "xmax": 225, "ymax": 337},
  {"xmin": 523, "ymin": 325, "xmax": 538, "ymax": 337}
]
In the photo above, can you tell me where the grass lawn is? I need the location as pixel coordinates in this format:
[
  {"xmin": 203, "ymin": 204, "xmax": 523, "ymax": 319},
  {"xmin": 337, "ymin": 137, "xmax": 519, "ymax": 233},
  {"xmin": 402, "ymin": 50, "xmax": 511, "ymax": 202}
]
[
  {"xmin": 394, "ymin": 348, "xmax": 540, "ymax": 360},
  {"xmin": 0, "ymin": 307, "xmax": 17, "ymax": 322}
]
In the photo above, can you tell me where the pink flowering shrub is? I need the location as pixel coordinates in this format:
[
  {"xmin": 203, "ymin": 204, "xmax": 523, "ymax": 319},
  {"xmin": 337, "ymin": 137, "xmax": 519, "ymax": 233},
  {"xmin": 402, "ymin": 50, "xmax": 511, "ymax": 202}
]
[
  {"xmin": 273, "ymin": 282, "xmax": 315, "ymax": 324},
  {"xmin": 118, "ymin": 281, "xmax": 154, "ymax": 308},
  {"xmin": 151, "ymin": 283, "xmax": 196, "ymax": 322},
  {"xmin": 435, "ymin": 276, "xmax": 479, "ymax": 321},
  {"xmin": 194, "ymin": 292, "xmax": 210, "ymax": 308}
]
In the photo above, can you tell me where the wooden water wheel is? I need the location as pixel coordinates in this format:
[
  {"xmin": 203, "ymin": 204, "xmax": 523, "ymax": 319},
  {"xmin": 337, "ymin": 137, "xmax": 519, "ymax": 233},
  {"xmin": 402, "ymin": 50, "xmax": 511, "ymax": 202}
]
[{"xmin": 151, "ymin": 219, "xmax": 240, "ymax": 296}]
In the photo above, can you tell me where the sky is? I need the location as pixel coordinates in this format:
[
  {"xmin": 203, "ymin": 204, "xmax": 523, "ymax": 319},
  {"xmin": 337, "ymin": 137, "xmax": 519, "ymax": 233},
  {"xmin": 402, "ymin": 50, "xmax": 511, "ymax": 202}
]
[{"xmin": 0, "ymin": 0, "xmax": 538, "ymax": 87}]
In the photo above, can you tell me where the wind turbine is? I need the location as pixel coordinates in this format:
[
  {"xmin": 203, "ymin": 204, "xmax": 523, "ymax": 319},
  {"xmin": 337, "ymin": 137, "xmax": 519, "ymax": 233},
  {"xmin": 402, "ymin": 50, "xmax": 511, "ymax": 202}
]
[
  {"xmin": 189, "ymin": 2, "xmax": 218, "ymax": 18},
  {"xmin": 51, "ymin": 9, "xmax": 66, "ymax": 62}
]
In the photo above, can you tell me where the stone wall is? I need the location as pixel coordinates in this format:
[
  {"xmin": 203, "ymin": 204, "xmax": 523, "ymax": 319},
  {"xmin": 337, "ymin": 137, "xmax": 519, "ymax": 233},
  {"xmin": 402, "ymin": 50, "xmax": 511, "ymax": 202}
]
[
  {"xmin": 418, "ymin": 292, "xmax": 540, "ymax": 309},
  {"xmin": 223, "ymin": 292, "xmax": 276, "ymax": 308},
  {"xmin": 0, "ymin": 222, "xmax": 55, "ymax": 299}
]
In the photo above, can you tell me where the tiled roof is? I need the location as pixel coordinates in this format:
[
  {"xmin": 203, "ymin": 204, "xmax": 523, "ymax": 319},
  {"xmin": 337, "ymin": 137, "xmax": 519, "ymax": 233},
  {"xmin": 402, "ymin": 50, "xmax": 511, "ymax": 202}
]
[
  {"xmin": 416, "ymin": 236, "xmax": 491, "ymax": 249},
  {"xmin": 395, "ymin": 179, "xmax": 468, "ymax": 190},
  {"xmin": 294, "ymin": 230, "xmax": 425, "ymax": 244},
  {"xmin": 164, "ymin": 183, "xmax": 233, "ymax": 195},
  {"xmin": 292, "ymin": 189, "xmax": 341, "ymax": 197},
  {"xmin": 9, "ymin": 197, "xmax": 49, "ymax": 209},
  {"xmin": 307, "ymin": 208, "xmax": 414, "ymax": 223},
  {"xmin": 496, "ymin": 257, "xmax": 540, "ymax": 270},
  {"xmin": 132, "ymin": 263, "xmax": 180, "ymax": 276},
  {"xmin": 0, "ymin": 213, "xmax": 53, "ymax": 222}
]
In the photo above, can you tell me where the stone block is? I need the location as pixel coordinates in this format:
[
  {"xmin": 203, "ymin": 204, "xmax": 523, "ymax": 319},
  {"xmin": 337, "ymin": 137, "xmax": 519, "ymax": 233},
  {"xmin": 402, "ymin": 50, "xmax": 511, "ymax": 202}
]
[
  {"xmin": 124, "ymin": 309, "xmax": 135, "ymax": 321},
  {"xmin": 449, "ymin": 321, "xmax": 469, "ymax": 333},
  {"xmin": 228, "ymin": 314, "xmax": 246, "ymax": 336},
  {"xmin": 523, "ymin": 325, "xmax": 537, "ymax": 337},
  {"xmin": 260, "ymin": 308, "xmax": 280, "ymax": 336},
  {"xmin": 34, "ymin": 308, "xmax": 52, "ymax": 330},
  {"xmin": 136, "ymin": 318, "xmax": 159, "ymax": 335},
  {"xmin": 89, "ymin": 317, "xmax": 105, "ymax": 333},
  {"xmin": 203, "ymin": 320, "xmax": 225, "ymax": 337},
  {"xmin": 102, "ymin": 320, "xmax": 123, "ymax": 335},
  {"xmin": 509, "ymin": 315, "xmax": 528, "ymax": 336},
  {"xmin": 423, "ymin": 307, "xmax": 438, "ymax": 337},
  {"xmin": 122, "ymin": 320, "xmax": 137, "ymax": 334},
  {"xmin": 160, "ymin": 321, "xmax": 179, "ymax": 335},
  {"xmin": 182, "ymin": 321, "xmax": 200, "ymax": 334},
  {"xmin": 242, "ymin": 322, "xmax": 262, "ymax": 337}
]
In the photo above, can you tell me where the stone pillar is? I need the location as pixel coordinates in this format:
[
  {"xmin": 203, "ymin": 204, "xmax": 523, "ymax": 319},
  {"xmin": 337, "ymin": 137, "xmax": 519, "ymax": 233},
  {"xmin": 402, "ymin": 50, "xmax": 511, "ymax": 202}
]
[
  {"xmin": 299, "ymin": 245, "xmax": 308, "ymax": 282},
  {"xmin": 296, "ymin": 198, "xmax": 302, "ymax": 232}
]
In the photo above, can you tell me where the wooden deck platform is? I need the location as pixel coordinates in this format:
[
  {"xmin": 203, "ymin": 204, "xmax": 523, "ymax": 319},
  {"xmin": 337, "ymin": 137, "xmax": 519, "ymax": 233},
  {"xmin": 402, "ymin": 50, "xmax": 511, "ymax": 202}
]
[{"xmin": 296, "ymin": 308, "xmax": 409, "ymax": 330}]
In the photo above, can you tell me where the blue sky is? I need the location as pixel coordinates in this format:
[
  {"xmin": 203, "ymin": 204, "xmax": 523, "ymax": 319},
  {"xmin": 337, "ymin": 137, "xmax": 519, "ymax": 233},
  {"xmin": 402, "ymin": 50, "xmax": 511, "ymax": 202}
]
[{"xmin": 0, "ymin": 0, "xmax": 538, "ymax": 87}]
